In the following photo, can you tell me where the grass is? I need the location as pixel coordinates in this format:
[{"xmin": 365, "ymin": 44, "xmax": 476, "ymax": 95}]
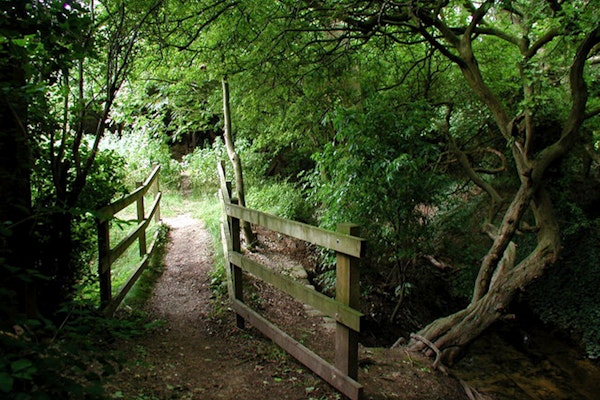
[
  {"xmin": 105, "ymin": 187, "xmax": 226, "ymax": 311},
  {"xmin": 188, "ymin": 191, "xmax": 229, "ymax": 300}
]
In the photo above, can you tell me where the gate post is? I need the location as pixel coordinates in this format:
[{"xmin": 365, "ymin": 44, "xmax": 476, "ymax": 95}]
[
  {"xmin": 153, "ymin": 162, "xmax": 161, "ymax": 222},
  {"xmin": 335, "ymin": 223, "xmax": 361, "ymax": 380},
  {"xmin": 97, "ymin": 219, "xmax": 112, "ymax": 308},
  {"xmin": 230, "ymin": 198, "xmax": 245, "ymax": 329}
]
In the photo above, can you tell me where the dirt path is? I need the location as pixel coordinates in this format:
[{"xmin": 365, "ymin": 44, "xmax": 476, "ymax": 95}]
[
  {"xmin": 105, "ymin": 214, "xmax": 469, "ymax": 400},
  {"xmin": 105, "ymin": 214, "xmax": 340, "ymax": 400}
]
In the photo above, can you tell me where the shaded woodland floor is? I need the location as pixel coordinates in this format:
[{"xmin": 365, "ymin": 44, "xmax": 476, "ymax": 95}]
[{"xmin": 104, "ymin": 213, "xmax": 469, "ymax": 400}]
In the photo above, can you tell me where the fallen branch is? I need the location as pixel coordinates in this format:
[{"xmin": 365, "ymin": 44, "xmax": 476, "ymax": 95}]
[
  {"xmin": 391, "ymin": 336, "xmax": 406, "ymax": 349},
  {"xmin": 460, "ymin": 378, "xmax": 493, "ymax": 400},
  {"xmin": 423, "ymin": 255, "xmax": 454, "ymax": 270}
]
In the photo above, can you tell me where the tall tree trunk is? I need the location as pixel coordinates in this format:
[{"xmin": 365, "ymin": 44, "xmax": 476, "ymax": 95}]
[
  {"xmin": 0, "ymin": 41, "xmax": 36, "ymax": 320},
  {"xmin": 221, "ymin": 76, "xmax": 256, "ymax": 247}
]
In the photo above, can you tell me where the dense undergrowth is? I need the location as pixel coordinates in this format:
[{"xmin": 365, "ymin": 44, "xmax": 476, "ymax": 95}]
[
  {"xmin": 3, "ymin": 118, "xmax": 598, "ymax": 398},
  {"xmin": 0, "ymin": 226, "xmax": 169, "ymax": 400}
]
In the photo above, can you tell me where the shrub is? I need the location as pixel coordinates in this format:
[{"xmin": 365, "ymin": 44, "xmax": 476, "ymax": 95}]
[
  {"xmin": 101, "ymin": 130, "xmax": 182, "ymax": 191},
  {"xmin": 247, "ymin": 179, "xmax": 312, "ymax": 222},
  {"xmin": 182, "ymin": 142, "xmax": 223, "ymax": 196},
  {"xmin": 0, "ymin": 305, "xmax": 150, "ymax": 399}
]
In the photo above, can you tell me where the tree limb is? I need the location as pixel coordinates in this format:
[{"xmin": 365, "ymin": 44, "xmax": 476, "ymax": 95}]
[
  {"xmin": 533, "ymin": 26, "xmax": 600, "ymax": 182},
  {"xmin": 465, "ymin": 0, "xmax": 494, "ymax": 40},
  {"xmin": 524, "ymin": 27, "xmax": 560, "ymax": 59},
  {"xmin": 441, "ymin": 105, "xmax": 503, "ymax": 206}
]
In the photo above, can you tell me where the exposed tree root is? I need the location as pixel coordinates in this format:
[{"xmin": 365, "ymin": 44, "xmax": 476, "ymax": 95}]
[
  {"xmin": 410, "ymin": 333, "xmax": 443, "ymax": 371},
  {"xmin": 408, "ymin": 334, "xmax": 493, "ymax": 400},
  {"xmin": 459, "ymin": 379, "xmax": 493, "ymax": 400}
]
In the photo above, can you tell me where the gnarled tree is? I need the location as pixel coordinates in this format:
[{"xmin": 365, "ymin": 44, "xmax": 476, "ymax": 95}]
[{"xmin": 279, "ymin": 0, "xmax": 600, "ymax": 361}]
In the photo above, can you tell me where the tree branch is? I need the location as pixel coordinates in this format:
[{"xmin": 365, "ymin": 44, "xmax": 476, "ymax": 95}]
[
  {"xmin": 585, "ymin": 106, "xmax": 600, "ymax": 120},
  {"xmin": 441, "ymin": 105, "xmax": 503, "ymax": 206},
  {"xmin": 533, "ymin": 26, "xmax": 600, "ymax": 182},
  {"xmin": 524, "ymin": 27, "xmax": 561, "ymax": 59},
  {"xmin": 465, "ymin": 0, "xmax": 494, "ymax": 40}
]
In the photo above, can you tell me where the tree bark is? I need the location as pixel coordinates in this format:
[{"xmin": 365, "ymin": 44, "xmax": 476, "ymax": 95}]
[
  {"xmin": 409, "ymin": 188, "xmax": 560, "ymax": 363},
  {"xmin": 406, "ymin": 13, "xmax": 599, "ymax": 362},
  {"xmin": 0, "ymin": 27, "xmax": 36, "ymax": 320},
  {"xmin": 221, "ymin": 77, "xmax": 257, "ymax": 247}
]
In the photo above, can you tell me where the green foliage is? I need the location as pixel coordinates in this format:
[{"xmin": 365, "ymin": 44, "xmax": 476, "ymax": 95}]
[
  {"xmin": 527, "ymin": 162, "xmax": 600, "ymax": 359},
  {"xmin": 247, "ymin": 180, "xmax": 313, "ymax": 222},
  {"xmin": 101, "ymin": 131, "xmax": 182, "ymax": 190},
  {"xmin": 182, "ymin": 142, "xmax": 223, "ymax": 195},
  {"xmin": 0, "ymin": 305, "xmax": 150, "ymax": 399},
  {"xmin": 191, "ymin": 194, "xmax": 229, "ymax": 311},
  {"xmin": 430, "ymin": 193, "xmax": 492, "ymax": 300},
  {"xmin": 25, "ymin": 146, "xmax": 129, "ymax": 312},
  {"xmin": 308, "ymin": 99, "xmax": 446, "ymax": 268}
]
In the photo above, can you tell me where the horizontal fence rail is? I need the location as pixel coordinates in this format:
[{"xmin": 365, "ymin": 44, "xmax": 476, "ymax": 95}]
[
  {"xmin": 96, "ymin": 164, "xmax": 162, "ymax": 316},
  {"xmin": 218, "ymin": 161, "xmax": 365, "ymax": 400}
]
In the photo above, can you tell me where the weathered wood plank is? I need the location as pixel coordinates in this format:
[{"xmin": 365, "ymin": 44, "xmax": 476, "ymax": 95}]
[
  {"xmin": 103, "ymin": 229, "xmax": 160, "ymax": 317},
  {"xmin": 136, "ymin": 184, "xmax": 147, "ymax": 256},
  {"xmin": 97, "ymin": 164, "xmax": 161, "ymax": 221},
  {"xmin": 147, "ymin": 192, "xmax": 161, "ymax": 222},
  {"xmin": 109, "ymin": 220, "xmax": 146, "ymax": 265},
  {"xmin": 231, "ymin": 299, "xmax": 363, "ymax": 400},
  {"xmin": 335, "ymin": 223, "xmax": 361, "ymax": 380},
  {"xmin": 225, "ymin": 203, "xmax": 365, "ymax": 258},
  {"xmin": 229, "ymin": 251, "xmax": 362, "ymax": 332},
  {"xmin": 142, "ymin": 163, "xmax": 161, "ymax": 189},
  {"xmin": 104, "ymin": 255, "xmax": 149, "ymax": 317},
  {"xmin": 108, "ymin": 193, "xmax": 161, "ymax": 265},
  {"xmin": 217, "ymin": 161, "xmax": 231, "ymax": 204},
  {"xmin": 97, "ymin": 220, "xmax": 111, "ymax": 305},
  {"xmin": 230, "ymin": 202, "xmax": 244, "ymax": 329}
]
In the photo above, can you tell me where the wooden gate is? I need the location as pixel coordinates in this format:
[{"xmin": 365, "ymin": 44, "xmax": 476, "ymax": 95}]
[
  {"xmin": 96, "ymin": 164, "xmax": 162, "ymax": 316},
  {"xmin": 218, "ymin": 162, "xmax": 365, "ymax": 400}
]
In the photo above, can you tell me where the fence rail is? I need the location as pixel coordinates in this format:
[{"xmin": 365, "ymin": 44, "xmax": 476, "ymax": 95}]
[
  {"xmin": 218, "ymin": 162, "xmax": 365, "ymax": 400},
  {"xmin": 96, "ymin": 164, "xmax": 162, "ymax": 316}
]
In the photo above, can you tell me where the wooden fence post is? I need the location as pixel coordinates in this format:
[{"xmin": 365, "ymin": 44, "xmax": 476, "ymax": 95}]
[
  {"xmin": 97, "ymin": 219, "xmax": 112, "ymax": 308},
  {"xmin": 230, "ymin": 198, "xmax": 245, "ymax": 329},
  {"xmin": 335, "ymin": 223, "xmax": 361, "ymax": 380},
  {"xmin": 136, "ymin": 181, "xmax": 147, "ymax": 256}
]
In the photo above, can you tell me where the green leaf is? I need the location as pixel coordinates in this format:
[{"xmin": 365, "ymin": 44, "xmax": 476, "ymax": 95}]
[
  {"xmin": 11, "ymin": 359, "xmax": 36, "ymax": 380},
  {"xmin": 0, "ymin": 372, "xmax": 14, "ymax": 393},
  {"xmin": 11, "ymin": 359, "xmax": 33, "ymax": 373}
]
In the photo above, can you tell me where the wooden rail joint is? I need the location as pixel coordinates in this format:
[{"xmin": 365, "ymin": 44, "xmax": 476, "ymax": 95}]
[
  {"xmin": 96, "ymin": 164, "xmax": 162, "ymax": 316},
  {"xmin": 217, "ymin": 159, "xmax": 365, "ymax": 399}
]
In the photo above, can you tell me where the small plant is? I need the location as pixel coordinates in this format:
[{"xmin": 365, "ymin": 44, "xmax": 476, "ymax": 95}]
[
  {"xmin": 247, "ymin": 179, "xmax": 313, "ymax": 222},
  {"xmin": 0, "ymin": 302, "xmax": 154, "ymax": 399},
  {"xmin": 182, "ymin": 143, "xmax": 223, "ymax": 196}
]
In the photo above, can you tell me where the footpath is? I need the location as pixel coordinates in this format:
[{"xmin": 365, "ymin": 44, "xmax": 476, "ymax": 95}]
[{"xmin": 105, "ymin": 214, "xmax": 468, "ymax": 400}]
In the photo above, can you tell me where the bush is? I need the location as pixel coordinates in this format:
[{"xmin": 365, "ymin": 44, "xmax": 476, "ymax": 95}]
[
  {"xmin": 0, "ymin": 305, "xmax": 150, "ymax": 399},
  {"xmin": 526, "ymin": 157, "xmax": 600, "ymax": 359},
  {"xmin": 527, "ymin": 217, "xmax": 600, "ymax": 359},
  {"xmin": 247, "ymin": 179, "xmax": 312, "ymax": 222},
  {"xmin": 27, "ymin": 147, "xmax": 130, "ymax": 313},
  {"xmin": 182, "ymin": 142, "xmax": 223, "ymax": 196},
  {"xmin": 306, "ymin": 102, "xmax": 445, "ymax": 271},
  {"xmin": 101, "ymin": 130, "xmax": 182, "ymax": 191}
]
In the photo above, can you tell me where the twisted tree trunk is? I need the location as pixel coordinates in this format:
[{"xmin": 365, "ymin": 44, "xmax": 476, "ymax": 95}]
[
  {"xmin": 409, "ymin": 187, "xmax": 560, "ymax": 363},
  {"xmin": 407, "ymin": 14, "xmax": 599, "ymax": 362},
  {"xmin": 221, "ymin": 77, "xmax": 257, "ymax": 247}
]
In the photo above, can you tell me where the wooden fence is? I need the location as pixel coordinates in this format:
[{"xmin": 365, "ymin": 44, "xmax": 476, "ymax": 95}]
[
  {"xmin": 217, "ymin": 162, "xmax": 365, "ymax": 400},
  {"xmin": 96, "ymin": 164, "xmax": 162, "ymax": 316}
]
